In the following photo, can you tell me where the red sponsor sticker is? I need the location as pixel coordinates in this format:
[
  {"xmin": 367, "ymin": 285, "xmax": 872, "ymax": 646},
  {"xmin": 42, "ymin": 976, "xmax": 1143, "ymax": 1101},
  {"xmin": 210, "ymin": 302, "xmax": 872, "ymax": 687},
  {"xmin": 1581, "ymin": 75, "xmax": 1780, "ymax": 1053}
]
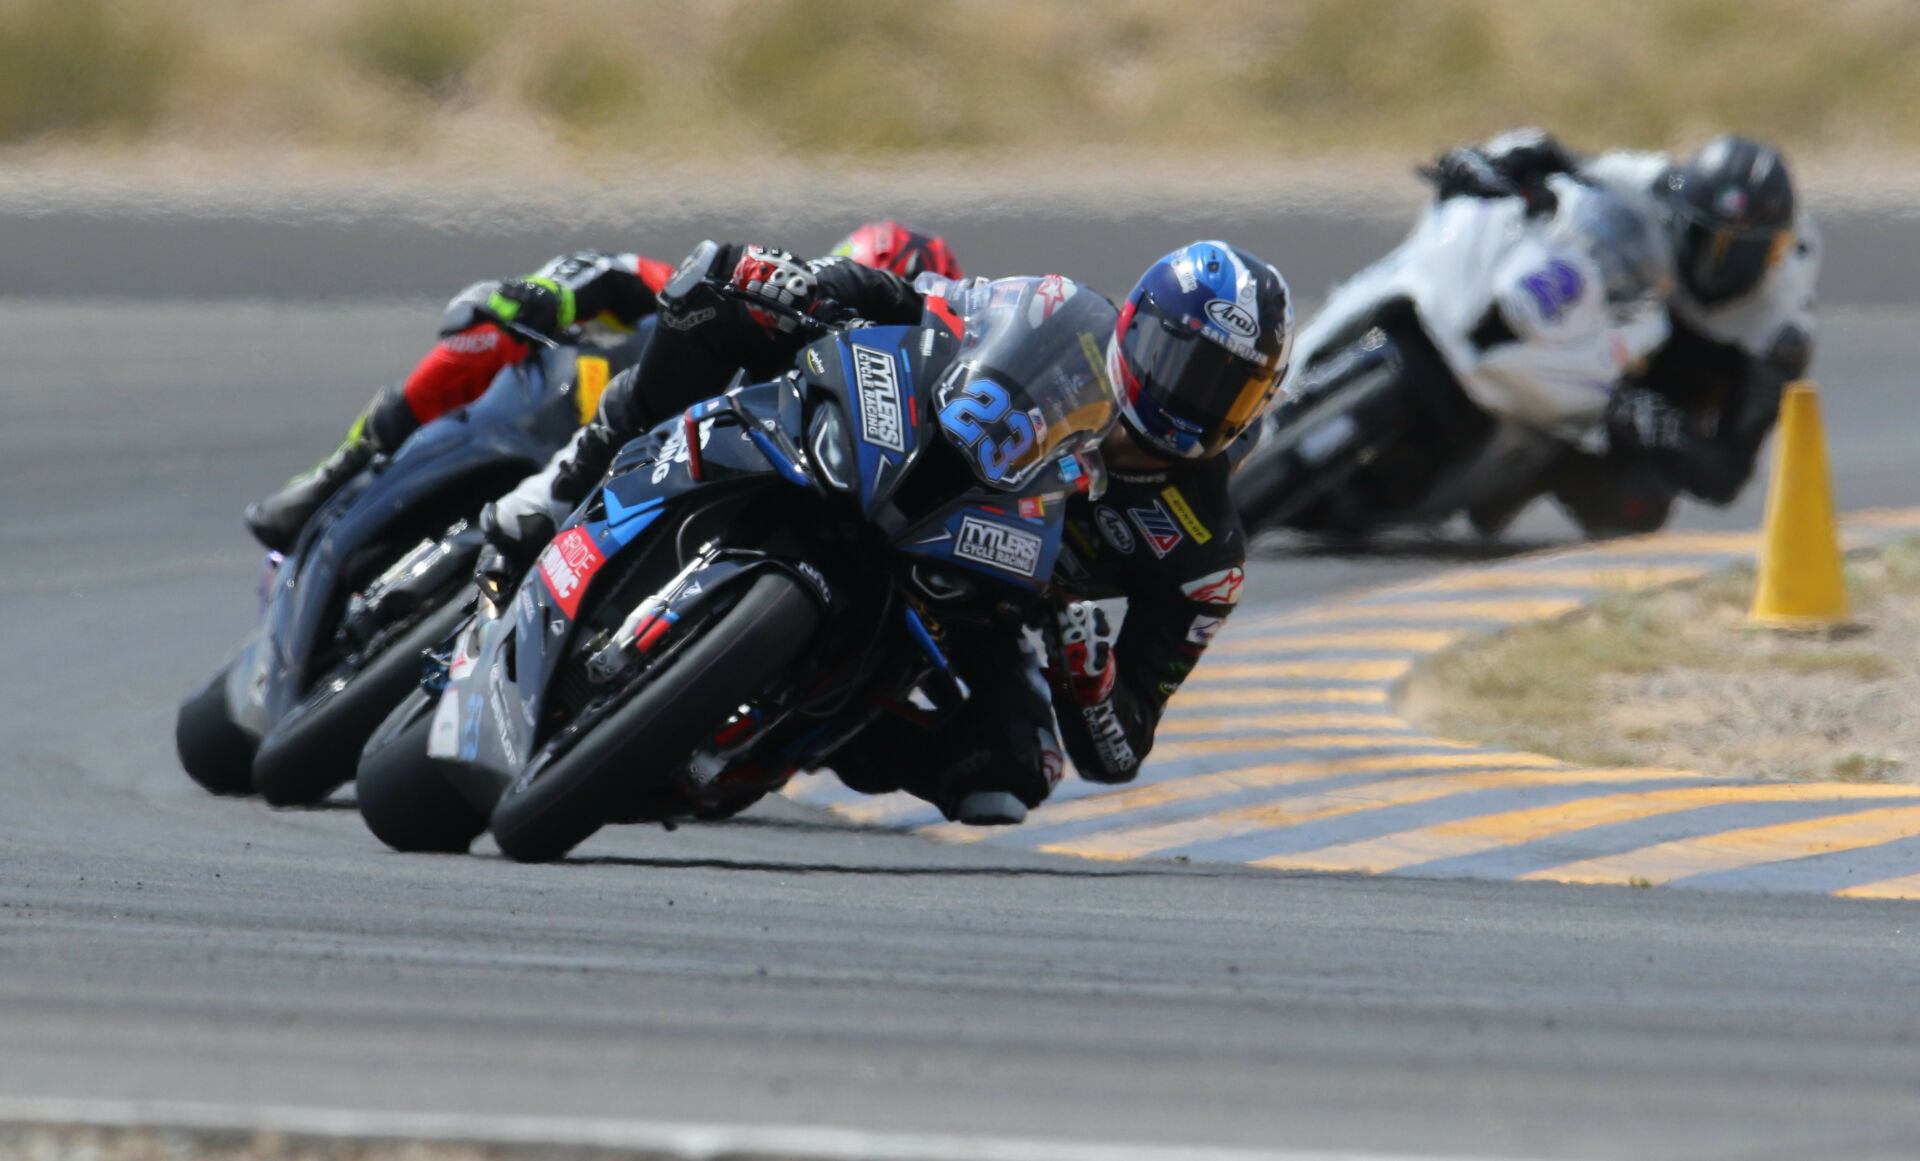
[
  {"xmin": 1019, "ymin": 496, "xmax": 1045, "ymax": 519},
  {"xmin": 536, "ymin": 527, "xmax": 606, "ymax": 619}
]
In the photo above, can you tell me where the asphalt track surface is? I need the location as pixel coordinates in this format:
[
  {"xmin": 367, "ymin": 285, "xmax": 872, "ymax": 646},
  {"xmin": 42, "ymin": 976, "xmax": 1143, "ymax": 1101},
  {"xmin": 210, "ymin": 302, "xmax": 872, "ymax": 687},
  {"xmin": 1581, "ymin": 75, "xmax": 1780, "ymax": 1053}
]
[{"xmin": 5, "ymin": 208, "xmax": 1920, "ymax": 1160}]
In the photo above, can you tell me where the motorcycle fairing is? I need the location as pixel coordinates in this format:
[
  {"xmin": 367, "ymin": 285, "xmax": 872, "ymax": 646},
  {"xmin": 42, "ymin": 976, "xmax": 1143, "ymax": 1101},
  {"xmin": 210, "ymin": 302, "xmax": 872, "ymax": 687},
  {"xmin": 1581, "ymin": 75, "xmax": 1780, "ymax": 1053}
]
[
  {"xmin": 432, "ymin": 381, "xmax": 830, "ymax": 776},
  {"xmin": 793, "ymin": 325, "xmax": 956, "ymax": 518},
  {"xmin": 240, "ymin": 344, "xmax": 586, "ymax": 732},
  {"xmin": 892, "ymin": 459, "xmax": 1075, "ymax": 592},
  {"xmin": 1290, "ymin": 185, "xmax": 1668, "ymax": 444}
]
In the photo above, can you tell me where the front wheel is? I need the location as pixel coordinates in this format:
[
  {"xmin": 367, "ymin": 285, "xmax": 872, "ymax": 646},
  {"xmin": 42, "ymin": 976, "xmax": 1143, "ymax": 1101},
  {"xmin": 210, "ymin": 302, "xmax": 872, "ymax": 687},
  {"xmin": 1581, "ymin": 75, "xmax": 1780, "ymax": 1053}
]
[
  {"xmin": 251, "ymin": 594, "xmax": 472, "ymax": 807},
  {"xmin": 176, "ymin": 658, "xmax": 257, "ymax": 796},
  {"xmin": 356, "ymin": 693, "xmax": 490, "ymax": 853},
  {"xmin": 490, "ymin": 571, "xmax": 821, "ymax": 863}
]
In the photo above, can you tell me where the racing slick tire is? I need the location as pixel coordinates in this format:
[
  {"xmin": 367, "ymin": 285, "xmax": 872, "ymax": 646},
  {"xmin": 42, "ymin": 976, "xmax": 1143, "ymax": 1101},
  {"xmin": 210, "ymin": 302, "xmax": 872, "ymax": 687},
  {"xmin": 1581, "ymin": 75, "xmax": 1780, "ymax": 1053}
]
[
  {"xmin": 176, "ymin": 659, "xmax": 258, "ymax": 796},
  {"xmin": 251, "ymin": 595, "xmax": 473, "ymax": 807},
  {"xmin": 490, "ymin": 571, "xmax": 820, "ymax": 864},
  {"xmin": 356, "ymin": 694, "xmax": 489, "ymax": 854}
]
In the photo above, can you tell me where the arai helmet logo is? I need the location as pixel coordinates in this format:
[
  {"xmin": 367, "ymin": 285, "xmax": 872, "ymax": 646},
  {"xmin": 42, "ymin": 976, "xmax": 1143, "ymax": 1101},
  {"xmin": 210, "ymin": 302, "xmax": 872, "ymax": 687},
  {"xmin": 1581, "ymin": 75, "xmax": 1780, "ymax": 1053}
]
[{"xmin": 1205, "ymin": 298, "xmax": 1258, "ymax": 339}]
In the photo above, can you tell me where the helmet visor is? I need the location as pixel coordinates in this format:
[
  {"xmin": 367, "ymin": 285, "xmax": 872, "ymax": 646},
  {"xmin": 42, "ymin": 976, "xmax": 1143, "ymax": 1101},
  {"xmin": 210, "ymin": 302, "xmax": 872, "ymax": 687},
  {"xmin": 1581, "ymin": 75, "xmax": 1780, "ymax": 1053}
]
[
  {"xmin": 1675, "ymin": 218, "xmax": 1791, "ymax": 304},
  {"xmin": 1121, "ymin": 295, "xmax": 1278, "ymax": 455}
]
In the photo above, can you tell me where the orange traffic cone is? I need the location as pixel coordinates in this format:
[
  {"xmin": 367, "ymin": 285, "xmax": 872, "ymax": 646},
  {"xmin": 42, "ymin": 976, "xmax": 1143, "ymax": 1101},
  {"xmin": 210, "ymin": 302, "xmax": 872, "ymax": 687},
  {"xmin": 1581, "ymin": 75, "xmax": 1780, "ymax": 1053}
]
[{"xmin": 1751, "ymin": 382, "xmax": 1848, "ymax": 628}]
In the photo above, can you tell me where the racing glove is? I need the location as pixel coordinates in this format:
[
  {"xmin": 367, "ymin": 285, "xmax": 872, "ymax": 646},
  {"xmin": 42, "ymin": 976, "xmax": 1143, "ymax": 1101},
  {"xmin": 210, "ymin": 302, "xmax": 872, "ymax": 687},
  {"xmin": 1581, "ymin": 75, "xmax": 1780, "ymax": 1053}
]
[
  {"xmin": 484, "ymin": 276, "xmax": 575, "ymax": 338},
  {"xmin": 1424, "ymin": 129, "xmax": 1572, "ymax": 217},
  {"xmin": 1045, "ymin": 600, "xmax": 1139, "ymax": 784},
  {"xmin": 1423, "ymin": 147, "xmax": 1519, "ymax": 203},
  {"xmin": 1605, "ymin": 386, "xmax": 1688, "ymax": 456},
  {"xmin": 730, "ymin": 245, "xmax": 834, "ymax": 334},
  {"xmin": 1047, "ymin": 600, "xmax": 1117, "ymax": 707}
]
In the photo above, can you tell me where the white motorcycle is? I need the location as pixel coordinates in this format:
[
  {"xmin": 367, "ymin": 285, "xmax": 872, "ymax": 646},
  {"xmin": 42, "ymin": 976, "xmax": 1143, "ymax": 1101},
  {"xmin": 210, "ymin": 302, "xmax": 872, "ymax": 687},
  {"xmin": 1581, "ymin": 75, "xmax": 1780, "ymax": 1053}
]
[{"xmin": 1230, "ymin": 176, "xmax": 1672, "ymax": 538}]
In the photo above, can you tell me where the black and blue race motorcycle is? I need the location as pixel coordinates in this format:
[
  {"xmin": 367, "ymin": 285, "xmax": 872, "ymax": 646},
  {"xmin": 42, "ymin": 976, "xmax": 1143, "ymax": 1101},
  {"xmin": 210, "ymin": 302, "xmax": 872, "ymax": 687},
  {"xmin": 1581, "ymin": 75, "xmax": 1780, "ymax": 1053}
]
[
  {"xmin": 355, "ymin": 269, "xmax": 1118, "ymax": 862},
  {"xmin": 174, "ymin": 326, "xmax": 642, "ymax": 806}
]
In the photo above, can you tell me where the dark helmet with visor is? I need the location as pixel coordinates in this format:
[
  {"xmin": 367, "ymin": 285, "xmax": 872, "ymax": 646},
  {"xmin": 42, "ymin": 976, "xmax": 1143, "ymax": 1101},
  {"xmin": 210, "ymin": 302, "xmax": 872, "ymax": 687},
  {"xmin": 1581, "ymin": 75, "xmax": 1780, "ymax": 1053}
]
[
  {"xmin": 1663, "ymin": 135, "xmax": 1795, "ymax": 305},
  {"xmin": 1108, "ymin": 241, "xmax": 1293, "ymax": 460}
]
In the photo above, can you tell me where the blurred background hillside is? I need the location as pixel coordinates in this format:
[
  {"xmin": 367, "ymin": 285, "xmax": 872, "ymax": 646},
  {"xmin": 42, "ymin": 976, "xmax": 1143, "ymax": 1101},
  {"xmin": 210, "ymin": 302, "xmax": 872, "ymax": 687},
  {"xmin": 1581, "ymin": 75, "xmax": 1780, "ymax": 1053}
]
[{"xmin": 4, "ymin": 0, "xmax": 1916, "ymax": 189}]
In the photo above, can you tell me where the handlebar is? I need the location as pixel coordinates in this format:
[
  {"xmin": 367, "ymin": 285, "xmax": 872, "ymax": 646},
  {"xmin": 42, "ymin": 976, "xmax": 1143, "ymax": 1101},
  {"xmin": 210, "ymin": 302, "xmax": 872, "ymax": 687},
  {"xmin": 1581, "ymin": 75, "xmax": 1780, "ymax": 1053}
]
[
  {"xmin": 705, "ymin": 281, "xmax": 844, "ymax": 338},
  {"xmin": 661, "ymin": 239, "xmax": 846, "ymax": 340}
]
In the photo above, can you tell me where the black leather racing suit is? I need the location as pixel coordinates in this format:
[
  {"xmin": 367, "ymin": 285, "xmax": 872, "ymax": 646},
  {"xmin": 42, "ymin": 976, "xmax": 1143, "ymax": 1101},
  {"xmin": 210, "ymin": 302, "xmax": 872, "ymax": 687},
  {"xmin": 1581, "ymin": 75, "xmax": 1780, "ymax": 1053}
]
[
  {"xmin": 1546, "ymin": 312, "xmax": 1808, "ymax": 533},
  {"xmin": 549, "ymin": 246, "xmax": 1247, "ymax": 817},
  {"xmin": 827, "ymin": 454, "xmax": 1248, "ymax": 819}
]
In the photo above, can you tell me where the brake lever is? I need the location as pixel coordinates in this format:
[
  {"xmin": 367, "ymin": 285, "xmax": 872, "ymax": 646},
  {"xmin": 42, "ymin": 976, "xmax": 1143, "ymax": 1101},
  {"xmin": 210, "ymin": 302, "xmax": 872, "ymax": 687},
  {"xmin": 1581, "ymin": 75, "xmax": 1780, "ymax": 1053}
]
[
  {"xmin": 492, "ymin": 317, "xmax": 564, "ymax": 350},
  {"xmin": 708, "ymin": 282, "xmax": 843, "ymax": 337}
]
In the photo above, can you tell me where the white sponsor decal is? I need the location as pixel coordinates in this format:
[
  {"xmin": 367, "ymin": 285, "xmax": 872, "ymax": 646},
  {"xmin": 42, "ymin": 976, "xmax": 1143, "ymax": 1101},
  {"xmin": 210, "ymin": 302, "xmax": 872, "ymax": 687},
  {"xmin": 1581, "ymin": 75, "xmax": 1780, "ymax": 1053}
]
[
  {"xmin": 536, "ymin": 545, "xmax": 580, "ymax": 601},
  {"xmin": 1081, "ymin": 701, "xmax": 1137, "ymax": 772},
  {"xmin": 952, "ymin": 516, "xmax": 1043, "ymax": 578},
  {"xmin": 448, "ymin": 628, "xmax": 479, "ymax": 680},
  {"xmin": 1205, "ymin": 297, "xmax": 1259, "ymax": 339},
  {"xmin": 1171, "ymin": 255, "xmax": 1199, "ymax": 294},
  {"xmin": 797, "ymin": 561, "xmax": 832, "ymax": 603},
  {"xmin": 850, "ymin": 344, "xmax": 906, "ymax": 453},
  {"xmin": 1185, "ymin": 613, "xmax": 1226, "ymax": 648},
  {"xmin": 440, "ymin": 329, "xmax": 500, "ymax": 355},
  {"xmin": 426, "ymin": 691, "xmax": 461, "ymax": 759},
  {"xmin": 1095, "ymin": 506, "xmax": 1135, "ymax": 553},
  {"xmin": 650, "ymin": 418, "xmax": 716, "ymax": 482}
]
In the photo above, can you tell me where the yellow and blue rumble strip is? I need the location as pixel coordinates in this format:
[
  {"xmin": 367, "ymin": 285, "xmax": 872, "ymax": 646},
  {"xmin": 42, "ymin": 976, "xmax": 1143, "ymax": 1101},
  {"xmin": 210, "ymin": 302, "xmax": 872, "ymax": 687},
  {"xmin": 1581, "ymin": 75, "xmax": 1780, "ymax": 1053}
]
[{"xmin": 784, "ymin": 508, "xmax": 1920, "ymax": 897}]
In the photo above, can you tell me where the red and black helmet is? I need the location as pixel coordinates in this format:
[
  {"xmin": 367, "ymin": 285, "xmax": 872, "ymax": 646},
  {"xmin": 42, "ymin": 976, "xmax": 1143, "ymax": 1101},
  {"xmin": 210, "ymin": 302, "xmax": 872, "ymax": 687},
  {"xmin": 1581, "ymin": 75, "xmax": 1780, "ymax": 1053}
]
[{"xmin": 831, "ymin": 220, "xmax": 963, "ymax": 280}]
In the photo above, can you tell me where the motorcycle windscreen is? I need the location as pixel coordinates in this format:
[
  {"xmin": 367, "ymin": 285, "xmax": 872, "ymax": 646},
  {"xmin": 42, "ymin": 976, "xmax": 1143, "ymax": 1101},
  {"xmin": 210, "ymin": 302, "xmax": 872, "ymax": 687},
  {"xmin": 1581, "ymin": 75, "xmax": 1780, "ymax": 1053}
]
[{"xmin": 931, "ymin": 276, "xmax": 1119, "ymax": 491}]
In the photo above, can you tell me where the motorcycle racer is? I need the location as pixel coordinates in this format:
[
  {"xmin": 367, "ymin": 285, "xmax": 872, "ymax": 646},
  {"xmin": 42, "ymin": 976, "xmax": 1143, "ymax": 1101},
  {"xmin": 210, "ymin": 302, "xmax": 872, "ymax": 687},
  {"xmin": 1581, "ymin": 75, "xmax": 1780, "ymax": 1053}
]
[
  {"xmin": 243, "ymin": 223, "xmax": 960, "ymax": 553},
  {"xmin": 1428, "ymin": 129, "xmax": 1818, "ymax": 534},
  {"xmin": 482, "ymin": 239, "xmax": 1291, "ymax": 825}
]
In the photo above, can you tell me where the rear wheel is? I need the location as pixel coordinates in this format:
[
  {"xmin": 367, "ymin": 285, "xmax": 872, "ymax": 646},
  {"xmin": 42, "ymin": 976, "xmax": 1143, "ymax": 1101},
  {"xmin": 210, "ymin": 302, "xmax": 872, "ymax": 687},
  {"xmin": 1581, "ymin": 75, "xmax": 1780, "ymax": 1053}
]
[
  {"xmin": 356, "ymin": 695, "xmax": 489, "ymax": 853},
  {"xmin": 252, "ymin": 594, "xmax": 472, "ymax": 807},
  {"xmin": 176, "ymin": 660, "xmax": 257, "ymax": 796},
  {"xmin": 491, "ymin": 571, "xmax": 821, "ymax": 864}
]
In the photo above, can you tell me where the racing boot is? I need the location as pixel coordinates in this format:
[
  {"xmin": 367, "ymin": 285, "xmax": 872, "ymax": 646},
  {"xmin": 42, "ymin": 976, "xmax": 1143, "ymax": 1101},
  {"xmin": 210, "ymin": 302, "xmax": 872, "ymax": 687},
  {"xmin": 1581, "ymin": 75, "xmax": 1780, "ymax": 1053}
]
[
  {"xmin": 952, "ymin": 791, "xmax": 1027, "ymax": 826},
  {"xmin": 245, "ymin": 388, "xmax": 416, "ymax": 553},
  {"xmin": 244, "ymin": 430, "xmax": 375, "ymax": 553}
]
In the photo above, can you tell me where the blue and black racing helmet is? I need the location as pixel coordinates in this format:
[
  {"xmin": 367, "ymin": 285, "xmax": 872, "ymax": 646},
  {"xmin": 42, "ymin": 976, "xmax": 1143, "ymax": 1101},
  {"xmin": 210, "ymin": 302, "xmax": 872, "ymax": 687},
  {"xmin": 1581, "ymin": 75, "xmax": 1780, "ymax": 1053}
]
[{"xmin": 1108, "ymin": 241, "xmax": 1294, "ymax": 460}]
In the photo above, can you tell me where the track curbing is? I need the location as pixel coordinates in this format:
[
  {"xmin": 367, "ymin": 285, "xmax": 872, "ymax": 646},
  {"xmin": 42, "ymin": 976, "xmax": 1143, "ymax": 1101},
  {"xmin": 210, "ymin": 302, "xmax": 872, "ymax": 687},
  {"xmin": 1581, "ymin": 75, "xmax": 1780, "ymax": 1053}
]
[
  {"xmin": 785, "ymin": 508, "xmax": 1920, "ymax": 896},
  {"xmin": 0, "ymin": 1098, "xmax": 1541, "ymax": 1161}
]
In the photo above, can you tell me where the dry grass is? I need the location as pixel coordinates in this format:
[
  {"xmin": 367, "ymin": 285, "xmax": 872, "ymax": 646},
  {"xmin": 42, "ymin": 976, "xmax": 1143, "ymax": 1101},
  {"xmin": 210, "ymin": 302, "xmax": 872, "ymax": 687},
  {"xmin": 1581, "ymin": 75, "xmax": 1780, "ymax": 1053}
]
[
  {"xmin": 1402, "ymin": 539, "xmax": 1920, "ymax": 782},
  {"xmin": 3, "ymin": 0, "xmax": 1920, "ymax": 169}
]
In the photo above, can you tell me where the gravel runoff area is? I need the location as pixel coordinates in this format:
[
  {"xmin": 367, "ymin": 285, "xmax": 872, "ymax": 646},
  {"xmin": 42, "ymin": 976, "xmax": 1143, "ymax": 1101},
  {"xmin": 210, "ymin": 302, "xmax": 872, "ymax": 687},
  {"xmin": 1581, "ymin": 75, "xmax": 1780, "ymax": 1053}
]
[{"xmin": 1403, "ymin": 539, "xmax": 1920, "ymax": 784}]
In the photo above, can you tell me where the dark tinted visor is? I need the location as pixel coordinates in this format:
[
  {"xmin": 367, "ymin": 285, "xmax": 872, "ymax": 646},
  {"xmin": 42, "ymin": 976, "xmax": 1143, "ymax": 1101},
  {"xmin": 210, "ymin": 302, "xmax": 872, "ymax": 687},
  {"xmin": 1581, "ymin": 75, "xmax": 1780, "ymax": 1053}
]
[
  {"xmin": 1676, "ymin": 220, "xmax": 1788, "ymax": 304},
  {"xmin": 1122, "ymin": 295, "xmax": 1276, "ymax": 448}
]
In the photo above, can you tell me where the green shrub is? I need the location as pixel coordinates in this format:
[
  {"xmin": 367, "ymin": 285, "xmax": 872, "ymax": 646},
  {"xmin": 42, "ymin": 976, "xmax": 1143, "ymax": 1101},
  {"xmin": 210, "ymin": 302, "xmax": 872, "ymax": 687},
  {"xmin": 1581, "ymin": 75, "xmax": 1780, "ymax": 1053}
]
[
  {"xmin": 722, "ymin": 0, "xmax": 949, "ymax": 152},
  {"xmin": 530, "ymin": 44, "xmax": 642, "ymax": 128},
  {"xmin": 0, "ymin": 0, "xmax": 174, "ymax": 141},
  {"xmin": 344, "ymin": 0, "xmax": 491, "ymax": 100}
]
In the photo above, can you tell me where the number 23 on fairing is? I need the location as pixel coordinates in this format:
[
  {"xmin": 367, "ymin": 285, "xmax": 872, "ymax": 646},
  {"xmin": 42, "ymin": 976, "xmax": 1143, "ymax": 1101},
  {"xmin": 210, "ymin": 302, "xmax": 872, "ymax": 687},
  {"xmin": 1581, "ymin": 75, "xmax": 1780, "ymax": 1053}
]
[{"xmin": 938, "ymin": 380, "xmax": 1043, "ymax": 485}]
